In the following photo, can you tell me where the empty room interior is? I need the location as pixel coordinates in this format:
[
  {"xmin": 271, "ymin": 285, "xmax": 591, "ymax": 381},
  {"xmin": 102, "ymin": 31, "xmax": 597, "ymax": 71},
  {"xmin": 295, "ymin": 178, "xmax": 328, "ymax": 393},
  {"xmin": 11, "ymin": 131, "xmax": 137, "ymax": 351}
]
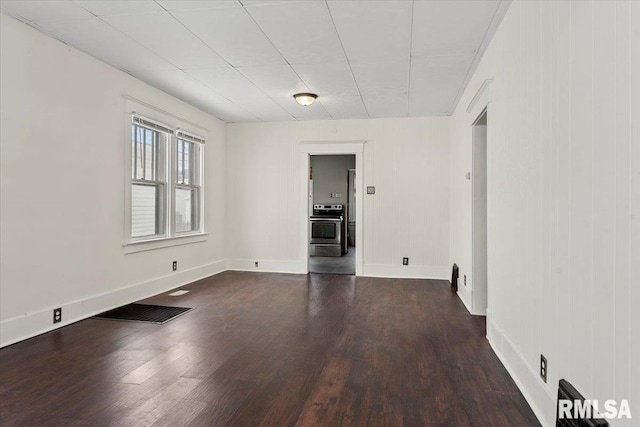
[{"xmin": 0, "ymin": 1, "xmax": 638, "ymax": 426}]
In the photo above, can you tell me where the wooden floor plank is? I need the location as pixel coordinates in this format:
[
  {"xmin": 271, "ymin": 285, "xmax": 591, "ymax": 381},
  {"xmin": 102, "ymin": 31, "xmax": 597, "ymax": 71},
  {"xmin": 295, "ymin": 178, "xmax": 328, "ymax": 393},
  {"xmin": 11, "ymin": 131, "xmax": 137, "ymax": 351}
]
[{"xmin": 0, "ymin": 271, "xmax": 540, "ymax": 426}]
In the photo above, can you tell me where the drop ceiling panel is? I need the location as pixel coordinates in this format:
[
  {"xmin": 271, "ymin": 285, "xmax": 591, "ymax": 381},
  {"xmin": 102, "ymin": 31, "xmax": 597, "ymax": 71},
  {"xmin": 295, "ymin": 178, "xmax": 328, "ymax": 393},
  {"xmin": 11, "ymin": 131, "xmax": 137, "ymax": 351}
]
[
  {"xmin": 130, "ymin": 69, "xmax": 223, "ymax": 108},
  {"xmin": 237, "ymin": 65, "xmax": 308, "ymax": 98},
  {"xmin": 42, "ymin": 17, "xmax": 176, "ymax": 73},
  {"xmin": 74, "ymin": 1, "xmax": 163, "ymax": 17},
  {"xmin": 156, "ymin": 1, "xmax": 241, "ymax": 11},
  {"xmin": 233, "ymin": 97, "xmax": 294, "ymax": 121},
  {"xmin": 412, "ymin": 0, "xmax": 501, "ymax": 57},
  {"xmin": 186, "ymin": 67, "xmax": 265, "ymax": 100},
  {"xmin": 246, "ymin": 1, "xmax": 345, "ymax": 64},
  {"xmin": 292, "ymin": 62, "xmax": 359, "ymax": 97},
  {"xmin": 350, "ymin": 61, "xmax": 409, "ymax": 97},
  {"xmin": 1, "ymin": 1, "xmax": 510, "ymax": 122},
  {"xmin": 362, "ymin": 94, "xmax": 408, "ymax": 118},
  {"xmin": 409, "ymin": 55, "xmax": 473, "ymax": 115},
  {"xmin": 321, "ymin": 96, "xmax": 368, "ymax": 119},
  {"xmin": 202, "ymin": 97, "xmax": 258, "ymax": 122},
  {"xmin": 172, "ymin": 7, "xmax": 286, "ymax": 67},
  {"xmin": 0, "ymin": 1, "xmax": 93, "ymax": 26},
  {"xmin": 102, "ymin": 12, "xmax": 227, "ymax": 69},
  {"xmin": 328, "ymin": 0, "xmax": 412, "ymax": 63}
]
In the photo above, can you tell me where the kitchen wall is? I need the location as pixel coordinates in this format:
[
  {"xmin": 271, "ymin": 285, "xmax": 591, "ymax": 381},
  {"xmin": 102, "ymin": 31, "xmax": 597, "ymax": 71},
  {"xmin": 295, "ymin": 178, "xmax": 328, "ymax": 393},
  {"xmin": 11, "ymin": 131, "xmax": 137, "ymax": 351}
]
[
  {"xmin": 0, "ymin": 15, "xmax": 227, "ymax": 347},
  {"xmin": 310, "ymin": 154, "xmax": 355, "ymax": 205},
  {"xmin": 226, "ymin": 118, "xmax": 451, "ymax": 278},
  {"xmin": 450, "ymin": 1, "xmax": 639, "ymax": 425}
]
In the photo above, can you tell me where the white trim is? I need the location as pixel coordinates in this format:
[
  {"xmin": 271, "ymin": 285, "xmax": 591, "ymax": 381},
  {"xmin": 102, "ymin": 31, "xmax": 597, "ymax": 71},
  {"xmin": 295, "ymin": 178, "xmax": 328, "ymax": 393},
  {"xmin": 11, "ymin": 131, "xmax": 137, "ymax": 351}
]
[
  {"xmin": 122, "ymin": 232, "xmax": 208, "ymax": 254},
  {"xmin": 487, "ymin": 319, "xmax": 555, "ymax": 427},
  {"xmin": 466, "ymin": 78, "xmax": 494, "ymax": 114},
  {"xmin": 457, "ymin": 290, "xmax": 473, "ymax": 314},
  {"xmin": 299, "ymin": 141, "xmax": 365, "ymax": 276},
  {"xmin": 0, "ymin": 260, "xmax": 226, "ymax": 348},
  {"xmin": 226, "ymin": 259, "xmax": 305, "ymax": 274},
  {"xmin": 362, "ymin": 264, "xmax": 449, "ymax": 280}
]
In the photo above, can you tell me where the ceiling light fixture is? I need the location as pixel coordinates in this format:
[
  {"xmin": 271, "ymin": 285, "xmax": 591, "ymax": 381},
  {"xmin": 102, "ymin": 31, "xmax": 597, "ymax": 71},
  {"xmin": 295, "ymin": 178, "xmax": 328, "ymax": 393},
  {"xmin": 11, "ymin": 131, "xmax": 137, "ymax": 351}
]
[{"xmin": 293, "ymin": 92, "xmax": 318, "ymax": 106}]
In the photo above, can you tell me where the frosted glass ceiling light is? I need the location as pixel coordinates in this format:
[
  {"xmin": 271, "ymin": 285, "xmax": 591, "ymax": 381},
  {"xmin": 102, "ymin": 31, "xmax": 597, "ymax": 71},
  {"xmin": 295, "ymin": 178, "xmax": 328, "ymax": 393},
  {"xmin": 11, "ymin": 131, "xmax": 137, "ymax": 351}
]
[{"xmin": 293, "ymin": 92, "xmax": 318, "ymax": 106}]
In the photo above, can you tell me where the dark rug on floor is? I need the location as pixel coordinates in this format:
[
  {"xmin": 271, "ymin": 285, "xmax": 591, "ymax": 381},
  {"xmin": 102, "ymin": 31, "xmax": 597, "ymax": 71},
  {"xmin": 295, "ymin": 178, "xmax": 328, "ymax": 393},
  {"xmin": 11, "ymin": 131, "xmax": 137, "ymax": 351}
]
[{"xmin": 94, "ymin": 303, "xmax": 192, "ymax": 324}]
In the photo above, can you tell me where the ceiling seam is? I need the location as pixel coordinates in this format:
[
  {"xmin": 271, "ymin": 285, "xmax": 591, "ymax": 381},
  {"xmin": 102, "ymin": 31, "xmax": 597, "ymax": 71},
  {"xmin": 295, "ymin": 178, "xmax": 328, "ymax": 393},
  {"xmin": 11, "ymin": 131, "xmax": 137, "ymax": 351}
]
[
  {"xmin": 447, "ymin": 0, "xmax": 511, "ymax": 115},
  {"xmin": 162, "ymin": 3, "xmax": 275, "ymax": 122},
  {"xmin": 240, "ymin": 3, "xmax": 327, "ymax": 121},
  {"xmin": 324, "ymin": 0, "xmax": 370, "ymax": 119}
]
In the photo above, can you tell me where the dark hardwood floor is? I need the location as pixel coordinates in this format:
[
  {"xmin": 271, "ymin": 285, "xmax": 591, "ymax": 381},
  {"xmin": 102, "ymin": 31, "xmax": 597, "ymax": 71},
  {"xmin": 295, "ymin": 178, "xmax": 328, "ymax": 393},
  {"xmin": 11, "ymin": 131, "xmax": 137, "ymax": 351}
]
[{"xmin": 0, "ymin": 272, "xmax": 539, "ymax": 426}]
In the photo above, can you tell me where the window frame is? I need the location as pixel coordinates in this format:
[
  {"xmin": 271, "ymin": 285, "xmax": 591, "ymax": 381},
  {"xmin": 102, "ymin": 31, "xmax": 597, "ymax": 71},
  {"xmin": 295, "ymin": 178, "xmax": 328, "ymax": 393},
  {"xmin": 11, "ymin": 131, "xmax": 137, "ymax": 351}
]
[{"xmin": 123, "ymin": 100, "xmax": 207, "ymax": 254}]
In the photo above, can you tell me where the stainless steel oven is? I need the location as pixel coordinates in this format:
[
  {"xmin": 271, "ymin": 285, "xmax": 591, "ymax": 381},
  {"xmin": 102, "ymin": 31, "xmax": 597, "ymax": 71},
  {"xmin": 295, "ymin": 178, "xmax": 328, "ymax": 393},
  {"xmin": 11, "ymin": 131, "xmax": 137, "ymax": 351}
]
[{"xmin": 309, "ymin": 204, "xmax": 344, "ymax": 257}]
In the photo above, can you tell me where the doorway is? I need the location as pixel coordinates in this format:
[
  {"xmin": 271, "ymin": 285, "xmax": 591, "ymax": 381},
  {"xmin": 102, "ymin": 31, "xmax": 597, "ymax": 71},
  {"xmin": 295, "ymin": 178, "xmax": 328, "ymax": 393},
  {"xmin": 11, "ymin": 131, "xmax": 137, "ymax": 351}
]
[
  {"xmin": 299, "ymin": 141, "xmax": 364, "ymax": 276},
  {"xmin": 308, "ymin": 155, "xmax": 356, "ymax": 275},
  {"xmin": 472, "ymin": 110, "xmax": 488, "ymax": 315}
]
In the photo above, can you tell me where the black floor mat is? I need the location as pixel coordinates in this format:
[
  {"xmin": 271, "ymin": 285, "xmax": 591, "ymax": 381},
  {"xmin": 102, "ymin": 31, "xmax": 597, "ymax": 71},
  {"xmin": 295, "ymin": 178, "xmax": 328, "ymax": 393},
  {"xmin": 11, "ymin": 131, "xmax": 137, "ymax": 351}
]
[{"xmin": 94, "ymin": 303, "xmax": 192, "ymax": 324}]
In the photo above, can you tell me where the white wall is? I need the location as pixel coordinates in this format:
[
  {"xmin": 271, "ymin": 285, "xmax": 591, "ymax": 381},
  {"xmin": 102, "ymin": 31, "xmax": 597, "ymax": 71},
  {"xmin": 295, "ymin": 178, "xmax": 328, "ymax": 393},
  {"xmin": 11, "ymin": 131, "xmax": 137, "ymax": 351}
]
[
  {"xmin": 0, "ymin": 15, "xmax": 227, "ymax": 347},
  {"xmin": 450, "ymin": 1, "xmax": 639, "ymax": 425},
  {"xmin": 310, "ymin": 154, "xmax": 355, "ymax": 205},
  {"xmin": 226, "ymin": 118, "xmax": 451, "ymax": 278}
]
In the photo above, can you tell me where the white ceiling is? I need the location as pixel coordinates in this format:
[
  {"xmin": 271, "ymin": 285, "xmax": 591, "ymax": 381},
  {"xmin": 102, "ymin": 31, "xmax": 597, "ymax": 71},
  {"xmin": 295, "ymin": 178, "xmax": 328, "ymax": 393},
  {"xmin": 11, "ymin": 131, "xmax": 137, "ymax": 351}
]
[{"xmin": 1, "ymin": 0, "xmax": 509, "ymax": 123}]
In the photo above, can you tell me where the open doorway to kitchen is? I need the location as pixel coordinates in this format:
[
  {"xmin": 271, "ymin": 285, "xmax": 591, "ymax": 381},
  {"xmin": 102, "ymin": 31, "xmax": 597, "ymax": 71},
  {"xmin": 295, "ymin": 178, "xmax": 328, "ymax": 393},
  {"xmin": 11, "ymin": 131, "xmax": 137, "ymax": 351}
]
[
  {"xmin": 300, "ymin": 141, "xmax": 364, "ymax": 276},
  {"xmin": 472, "ymin": 109, "xmax": 488, "ymax": 315},
  {"xmin": 308, "ymin": 155, "xmax": 356, "ymax": 275}
]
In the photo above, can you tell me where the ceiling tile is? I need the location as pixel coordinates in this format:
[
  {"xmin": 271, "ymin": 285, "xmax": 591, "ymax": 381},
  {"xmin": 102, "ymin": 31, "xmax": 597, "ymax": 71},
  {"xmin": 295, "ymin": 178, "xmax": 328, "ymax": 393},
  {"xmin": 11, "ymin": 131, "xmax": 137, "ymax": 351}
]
[
  {"xmin": 246, "ymin": 1, "xmax": 345, "ymax": 64},
  {"xmin": 327, "ymin": 0, "xmax": 412, "ymax": 63},
  {"xmin": 156, "ymin": 1, "xmax": 240, "ymax": 11},
  {"xmin": 202, "ymin": 97, "xmax": 259, "ymax": 122},
  {"xmin": 172, "ymin": 7, "xmax": 286, "ymax": 67},
  {"xmin": 129, "ymin": 69, "xmax": 223, "ymax": 107},
  {"xmin": 409, "ymin": 55, "xmax": 474, "ymax": 115},
  {"xmin": 236, "ymin": 65, "xmax": 308, "ymax": 98},
  {"xmin": 233, "ymin": 97, "xmax": 294, "ymax": 121},
  {"xmin": 186, "ymin": 67, "xmax": 266, "ymax": 100},
  {"xmin": 350, "ymin": 61, "xmax": 409, "ymax": 96},
  {"xmin": 292, "ymin": 62, "xmax": 358, "ymax": 97},
  {"xmin": 74, "ymin": 1, "xmax": 163, "ymax": 16},
  {"xmin": 1, "ymin": 0, "xmax": 93, "ymax": 26},
  {"xmin": 42, "ymin": 17, "xmax": 176, "ymax": 72},
  {"xmin": 102, "ymin": 11, "xmax": 227, "ymax": 69},
  {"xmin": 412, "ymin": 0, "xmax": 501, "ymax": 57},
  {"xmin": 320, "ymin": 96, "xmax": 369, "ymax": 120},
  {"xmin": 362, "ymin": 93, "xmax": 408, "ymax": 118}
]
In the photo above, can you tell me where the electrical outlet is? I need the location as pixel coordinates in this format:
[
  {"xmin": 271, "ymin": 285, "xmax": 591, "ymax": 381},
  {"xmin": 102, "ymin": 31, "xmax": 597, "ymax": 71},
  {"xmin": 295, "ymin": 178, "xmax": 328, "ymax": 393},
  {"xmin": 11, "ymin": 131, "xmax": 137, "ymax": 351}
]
[
  {"xmin": 464, "ymin": 275, "xmax": 467, "ymax": 286},
  {"xmin": 255, "ymin": 261, "xmax": 259, "ymax": 267},
  {"xmin": 540, "ymin": 354, "xmax": 547, "ymax": 383},
  {"xmin": 53, "ymin": 308, "xmax": 62, "ymax": 324},
  {"xmin": 172, "ymin": 261, "xmax": 177, "ymax": 271},
  {"xmin": 402, "ymin": 257, "xmax": 409, "ymax": 266}
]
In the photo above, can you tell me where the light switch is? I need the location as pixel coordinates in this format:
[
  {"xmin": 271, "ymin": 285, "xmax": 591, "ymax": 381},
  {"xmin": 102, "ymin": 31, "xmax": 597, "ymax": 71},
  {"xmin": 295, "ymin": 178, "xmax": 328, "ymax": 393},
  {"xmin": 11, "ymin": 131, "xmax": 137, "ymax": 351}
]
[{"xmin": 465, "ymin": 172, "xmax": 471, "ymax": 180}]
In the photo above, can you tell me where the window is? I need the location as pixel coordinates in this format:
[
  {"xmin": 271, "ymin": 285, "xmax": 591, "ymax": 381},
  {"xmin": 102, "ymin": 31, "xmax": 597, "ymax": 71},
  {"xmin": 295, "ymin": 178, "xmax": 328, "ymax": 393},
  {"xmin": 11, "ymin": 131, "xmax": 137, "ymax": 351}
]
[
  {"xmin": 127, "ymin": 114, "xmax": 204, "ymax": 245},
  {"xmin": 175, "ymin": 131, "xmax": 203, "ymax": 234}
]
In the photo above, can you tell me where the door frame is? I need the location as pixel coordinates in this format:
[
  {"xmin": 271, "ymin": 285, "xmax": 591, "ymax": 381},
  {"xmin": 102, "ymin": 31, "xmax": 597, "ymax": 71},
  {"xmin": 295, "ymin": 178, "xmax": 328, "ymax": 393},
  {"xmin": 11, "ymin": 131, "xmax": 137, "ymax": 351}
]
[
  {"xmin": 471, "ymin": 109, "xmax": 488, "ymax": 315},
  {"xmin": 299, "ymin": 141, "xmax": 365, "ymax": 276}
]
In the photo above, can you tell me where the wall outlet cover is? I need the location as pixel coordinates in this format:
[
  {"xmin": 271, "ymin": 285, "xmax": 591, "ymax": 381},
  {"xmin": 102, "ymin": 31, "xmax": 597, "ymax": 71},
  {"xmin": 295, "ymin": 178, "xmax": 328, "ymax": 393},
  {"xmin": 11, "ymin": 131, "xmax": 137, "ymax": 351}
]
[
  {"xmin": 402, "ymin": 257, "xmax": 409, "ymax": 266},
  {"xmin": 367, "ymin": 186, "xmax": 375, "ymax": 194}
]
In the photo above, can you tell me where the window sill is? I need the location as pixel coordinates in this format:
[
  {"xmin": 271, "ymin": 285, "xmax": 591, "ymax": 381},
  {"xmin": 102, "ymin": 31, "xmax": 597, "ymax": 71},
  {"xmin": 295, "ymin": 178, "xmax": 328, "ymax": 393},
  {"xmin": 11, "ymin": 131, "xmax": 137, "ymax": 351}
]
[{"xmin": 122, "ymin": 233, "xmax": 208, "ymax": 254}]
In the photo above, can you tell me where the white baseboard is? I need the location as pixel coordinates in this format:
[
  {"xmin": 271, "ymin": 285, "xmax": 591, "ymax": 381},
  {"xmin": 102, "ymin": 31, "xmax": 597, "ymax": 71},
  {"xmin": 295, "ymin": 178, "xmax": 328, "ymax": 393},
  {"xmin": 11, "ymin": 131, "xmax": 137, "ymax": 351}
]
[
  {"xmin": 457, "ymin": 289, "xmax": 473, "ymax": 314},
  {"xmin": 226, "ymin": 259, "xmax": 305, "ymax": 274},
  {"xmin": 0, "ymin": 259, "xmax": 226, "ymax": 348},
  {"xmin": 487, "ymin": 319, "xmax": 556, "ymax": 427},
  {"xmin": 362, "ymin": 264, "xmax": 449, "ymax": 280}
]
